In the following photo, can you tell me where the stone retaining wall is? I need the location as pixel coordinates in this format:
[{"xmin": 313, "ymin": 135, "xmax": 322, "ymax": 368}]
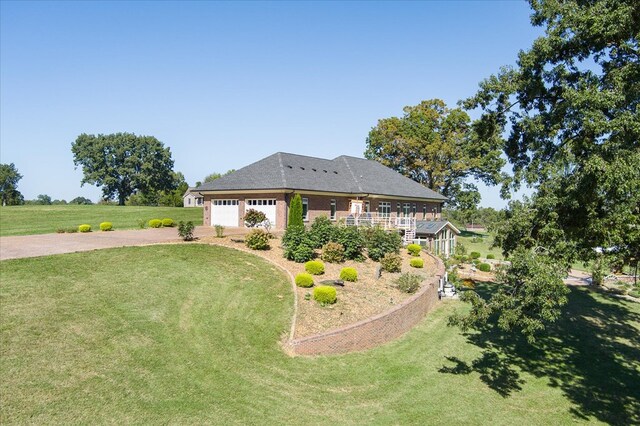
[{"xmin": 286, "ymin": 254, "xmax": 445, "ymax": 356}]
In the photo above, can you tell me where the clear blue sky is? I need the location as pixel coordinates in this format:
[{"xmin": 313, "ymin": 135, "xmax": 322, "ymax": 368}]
[{"xmin": 1, "ymin": 1, "xmax": 540, "ymax": 207}]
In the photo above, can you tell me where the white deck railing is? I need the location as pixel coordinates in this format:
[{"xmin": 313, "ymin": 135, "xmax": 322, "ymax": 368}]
[{"xmin": 342, "ymin": 213, "xmax": 416, "ymax": 231}]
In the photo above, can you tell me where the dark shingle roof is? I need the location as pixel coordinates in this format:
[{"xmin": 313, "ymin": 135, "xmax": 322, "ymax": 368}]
[
  {"xmin": 194, "ymin": 152, "xmax": 446, "ymax": 201},
  {"xmin": 415, "ymin": 220, "xmax": 460, "ymax": 235}
]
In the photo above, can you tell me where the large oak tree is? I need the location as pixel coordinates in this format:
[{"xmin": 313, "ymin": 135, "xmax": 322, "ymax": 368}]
[
  {"xmin": 72, "ymin": 133, "xmax": 176, "ymax": 205},
  {"xmin": 364, "ymin": 99, "xmax": 505, "ymax": 209},
  {"xmin": 453, "ymin": 0, "xmax": 640, "ymax": 341},
  {"xmin": 0, "ymin": 163, "xmax": 24, "ymax": 206}
]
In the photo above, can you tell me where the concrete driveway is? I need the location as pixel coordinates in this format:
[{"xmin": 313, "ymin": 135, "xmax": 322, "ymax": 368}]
[{"xmin": 0, "ymin": 226, "xmax": 219, "ymax": 261}]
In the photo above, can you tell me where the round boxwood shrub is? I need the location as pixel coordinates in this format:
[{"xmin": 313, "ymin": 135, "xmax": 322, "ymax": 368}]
[
  {"xmin": 78, "ymin": 224, "xmax": 91, "ymax": 233},
  {"xmin": 410, "ymin": 258, "xmax": 424, "ymax": 268},
  {"xmin": 339, "ymin": 267, "xmax": 358, "ymax": 282},
  {"xmin": 477, "ymin": 262, "xmax": 491, "ymax": 272},
  {"xmin": 486, "ymin": 253, "xmax": 496, "ymax": 260},
  {"xmin": 162, "ymin": 218, "xmax": 175, "ymax": 227},
  {"xmin": 245, "ymin": 229, "xmax": 270, "ymax": 250},
  {"xmin": 313, "ymin": 285, "xmax": 337, "ymax": 305},
  {"xmin": 99, "ymin": 222, "xmax": 113, "ymax": 231},
  {"xmin": 470, "ymin": 251, "xmax": 481, "ymax": 259},
  {"xmin": 407, "ymin": 243, "xmax": 421, "ymax": 256},
  {"xmin": 295, "ymin": 272, "xmax": 314, "ymax": 288},
  {"xmin": 321, "ymin": 242, "xmax": 345, "ymax": 263},
  {"xmin": 149, "ymin": 219, "xmax": 162, "ymax": 228},
  {"xmin": 305, "ymin": 260, "xmax": 325, "ymax": 275},
  {"xmin": 380, "ymin": 252, "xmax": 402, "ymax": 273}
]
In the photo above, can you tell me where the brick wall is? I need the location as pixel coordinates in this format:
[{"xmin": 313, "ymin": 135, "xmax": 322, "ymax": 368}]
[{"xmin": 285, "ymin": 254, "xmax": 446, "ymax": 356}]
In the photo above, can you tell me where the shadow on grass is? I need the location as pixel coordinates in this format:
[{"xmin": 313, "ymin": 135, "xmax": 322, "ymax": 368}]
[
  {"xmin": 440, "ymin": 284, "xmax": 640, "ymax": 425},
  {"xmin": 458, "ymin": 230, "xmax": 485, "ymax": 238}
]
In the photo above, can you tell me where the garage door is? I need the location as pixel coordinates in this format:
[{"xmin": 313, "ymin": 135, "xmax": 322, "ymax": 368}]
[
  {"xmin": 211, "ymin": 199, "xmax": 239, "ymax": 227},
  {"xmin": 246, "ymin": 199, "xmax": 277, "ymax": 226}
]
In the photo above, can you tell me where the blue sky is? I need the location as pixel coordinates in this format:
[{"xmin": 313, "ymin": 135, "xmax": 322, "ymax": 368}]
[{"xmin": 1, "ymin": 1, "xmax": 540, "ymax": 207}]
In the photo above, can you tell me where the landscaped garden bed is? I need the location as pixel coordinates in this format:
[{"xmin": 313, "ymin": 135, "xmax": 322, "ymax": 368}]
[{"xmin": 199, "ymin": 232, "xmax": 438, "ymax": 338}]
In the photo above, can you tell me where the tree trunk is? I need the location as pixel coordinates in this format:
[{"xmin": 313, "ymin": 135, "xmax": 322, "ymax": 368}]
[{"xmin": 118, "ymin": 194, "xmax": 126, "ymax": 206}]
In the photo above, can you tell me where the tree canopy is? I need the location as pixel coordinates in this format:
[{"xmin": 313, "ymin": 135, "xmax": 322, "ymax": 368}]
[
  {"xmin": 196, "ymin": 170, "xmax": 236, "ymax": 187},
  {"xmin": 454, "ymin": 0, "xmax": 640, "ymax": 341},
  {"xmin": 464, "ymin": 0, "xmax": 639, "ymax": 268},
  {"xmin": 72, "ymin": 133, "xmax": 176, "ymax": 205},
  {"xmin": 0, "ymin": 163, "xmax": 24, "ymax": 206},
  {"xmin": 364, "ymin": 99, "xmax": 505, "ymax": 209}
]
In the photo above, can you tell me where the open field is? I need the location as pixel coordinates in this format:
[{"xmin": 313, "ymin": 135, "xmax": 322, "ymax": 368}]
[
  {"xmin": 1, "ymin": 244, "xmax": 638, "ymax": 424},
  {"xmin": 0, "ymin": 205, "xmax": 203, "ymax": 236}
]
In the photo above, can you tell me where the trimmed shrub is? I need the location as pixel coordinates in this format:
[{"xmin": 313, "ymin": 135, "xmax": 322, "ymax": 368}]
[
  {"xmin": 137, "ymin": 219, "xmax": 146, "ymax": 229},
  {"xmin": 362, "ymin": 226, "xmax": 402, "ymax": 261},
  {"xmin": 313, "ymin": 285, "xmax": 337, "ymax": 305},
  {"xmin": 486, "ymin": 254, "xmax": 496, "ymax": 260},
  {"xmin": 380, "ymin": 252, "xmax": 402, "ymax": 273},
  {"xmin": 305, "ymin": 260, "xmax": 325, "ymax": 275},
  {"xmin": 56, "ymin": 228, "xmax": 66, "ymax": 233},
  {"xmin": 321, "ymin": 242, "xmax": 345, "ymax": 263},
  {"xmin": 78, "ymin": 224, "xmax": 91, "ymax": 233},
  {"xmin": 245, "ymin": 229, "xmax": 270, "ymax": 250},
  {"xmin": 214, "ymin": 224, "xmax": 224, "ymax": 238},
  {"xmin": 295, "ymin": 273, "xmax": 314, "ymax": 288},
  {"xmin": 309, "ymin": 216, "xmax": 335, "ymax": 248},
  {"xmin": 244, "ymin": 209, "xmax": 267, "ymax": 227},
  {"xmin": 396, "ymin": 273, "xmax": 421, "ymax": 293},
  {"xmin": 178, "ymin": 221, "xmax": 195, "ymax": 241},
  {"xmin": 340, "ymin": 267, "xmax": 358, "ymax": 282},
  {"xmin": 410, "ymin": 258, "xmax": 424, "ymax": 268},
  {"xmin": 477, "ymin": 263, "xmax": 491, "ymax": 272},
  {"xmin": 66, "ymin": 227, "xmax": 78, "ymax": 233},
  {"xmin": 288, "ymin": 194, "xmax": 304, "ymax": 228},
  {"xmin": 149, "ymin": 219, "xmax": 162, "ymax": 228},
  {"xmin": 461, "ymin": 255, "xmax": 470, "ymax": 262},
  {"xmin": 162, "ymin": 218, "xmax": 175, "ymax": 227},
  {"xmin": 470, "ymin": 251, "xmax": 481, "ymax": 259},
  {"xmin": 407, "ymin": 243, "xmax": 421, "ymax": 256},
  {"xmin": 99, "ymin": 222, "xmax": 113, "ymax": 231},
  {"xmin": 283, "ymin": 226, "xmax": 315, "ymax": 263},
  {"xmin": 332, "ymin": 225, "xmax": 365, "ymax": 260}
]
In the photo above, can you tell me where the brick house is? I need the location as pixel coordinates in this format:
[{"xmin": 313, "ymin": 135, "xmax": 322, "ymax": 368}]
[{"xmin": 193, "ymin": 152, "xmax": 459, "ymax": 252}]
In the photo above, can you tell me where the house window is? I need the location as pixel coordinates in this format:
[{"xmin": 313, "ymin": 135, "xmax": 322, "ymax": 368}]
[
  {"xmin": 196, "ymin": 197, "xmax": 203, "ymax": 206},
  {"xmin": 412, "ymin": 203, "xmax": 417, "ymax": 216},
  {"xmin": 403, "ymin": 203, "xmax": 411, "ymax": 217},
  {"xmin": 397, "ymin": 203, "xmax": 401, "ymax": 216},
  {"xmin": 188, "ymin": 198, "xmax": 192, "ymax": 205},
  {"xmin": 302, "ymin": 197, "xmax": 309, "ymax": 221},
  {"xmin": 330, "ymin": 199, "xmax": 336, "ymax": 220},
  {"xmin": 379, "ymin": 201, "xmax": 391, "ymax": 217},
  {"xmin": 422, "ymin": 204, "xmax": 427, "ymax": 217},
  {"xmin": 365, "ymin": 201, "xmax": 370, "ymax": 213}
]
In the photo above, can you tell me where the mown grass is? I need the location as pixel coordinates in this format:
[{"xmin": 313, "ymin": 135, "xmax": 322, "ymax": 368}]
[
  {"xmin": 1, "ymin": 244, "xmax": 638, "ymax": 424},
  {"xmin": 457, "ymin": 230, "xmax": 504, "ymax": 260},
  {"xmin": 0, "ymin": 205, "xmax": 203, "ymax": 236}
]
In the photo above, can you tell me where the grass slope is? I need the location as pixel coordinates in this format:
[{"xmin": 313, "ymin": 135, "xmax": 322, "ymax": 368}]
[
  {"xmin": 0, "ymin": 205, "xmax": 203, "ymax": 236},
  {"xmin": 456, "ymin": 230, "xmax": 504, "ymax": 260},
  {"xmin": 1, "ymin": 245, "xmax": 638, "ymax": 424}
]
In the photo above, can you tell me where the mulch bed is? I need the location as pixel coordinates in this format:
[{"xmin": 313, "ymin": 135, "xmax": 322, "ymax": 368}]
[{"xmin": 198, "ymin": 233, "xmax": 438, "ymax": 338}]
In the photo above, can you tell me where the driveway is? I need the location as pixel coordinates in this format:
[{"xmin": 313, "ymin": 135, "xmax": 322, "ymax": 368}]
[{"xmin": 0, "ymin": 226, "xmax": 221, "ymax": 261}]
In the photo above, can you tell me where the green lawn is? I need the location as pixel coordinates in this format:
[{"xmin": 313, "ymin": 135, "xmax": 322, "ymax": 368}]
[
  {"xmin": 0, "ymin": 205, "xmax": 203, "ymax": 236},
  {"xmin": 1, "ymin": 245, "xmax": 638, "ymax": 424},
  {"xmin": 457, "ymin": 230, "xmax": 504, "ymax": 260}
]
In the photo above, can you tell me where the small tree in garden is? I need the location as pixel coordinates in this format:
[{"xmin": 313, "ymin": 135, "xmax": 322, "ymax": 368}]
[
  {"xmin": 178, "ymin": 221, "xmax": 195, "ymax": 241},
  {"xmin": 288, "ymin": 194, "xmax": 304, "ymax": 229},
  {"xmin": 244, "ymin": 209, "xmax": 267, "ymax": 227}
]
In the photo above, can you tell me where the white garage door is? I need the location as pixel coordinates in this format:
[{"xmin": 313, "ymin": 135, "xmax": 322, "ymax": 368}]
[
  {"xmin": 246, "ymin": 199, "xmax": 277, "ymax": 226},
  {"xmin": 211, "ymin": 199, "xmax": 239, "ymax": 227}
]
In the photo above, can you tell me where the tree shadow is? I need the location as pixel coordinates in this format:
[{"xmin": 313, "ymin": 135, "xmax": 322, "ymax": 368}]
[
  {"xmin": 441, "ymin": 284, "xmax": 640, "ymax": 424},
  {"xmin": 459, "ymin": 230, "xmax": 485, "ymax": 238}
]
